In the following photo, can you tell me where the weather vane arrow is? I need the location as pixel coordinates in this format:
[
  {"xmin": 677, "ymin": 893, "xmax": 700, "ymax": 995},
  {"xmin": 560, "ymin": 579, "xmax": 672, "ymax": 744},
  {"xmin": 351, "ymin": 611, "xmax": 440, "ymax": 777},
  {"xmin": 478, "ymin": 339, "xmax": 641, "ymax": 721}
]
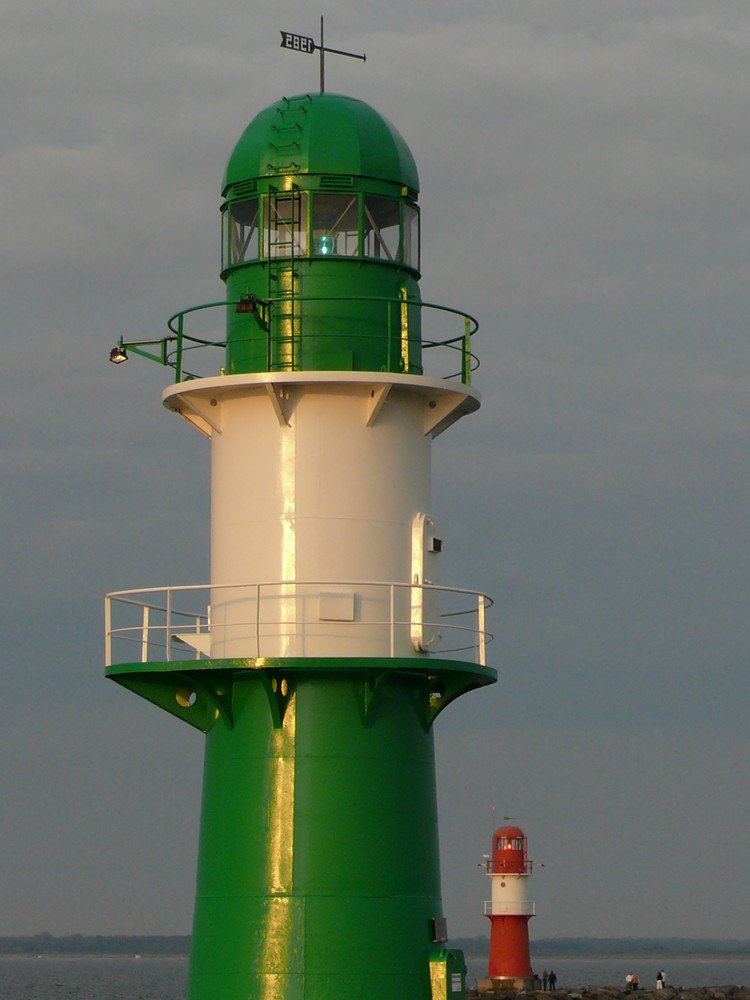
[{"xmin": 280, "ymin": 16, "xmax": 366, "ymax": 93}]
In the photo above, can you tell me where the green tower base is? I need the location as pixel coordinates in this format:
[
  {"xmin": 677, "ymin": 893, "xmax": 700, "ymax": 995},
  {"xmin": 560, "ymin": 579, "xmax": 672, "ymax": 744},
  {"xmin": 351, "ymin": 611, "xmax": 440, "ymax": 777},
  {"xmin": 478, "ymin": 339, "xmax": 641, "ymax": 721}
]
[{"xmin": 107, "ymin": 656, "xmax": 495, "ymax": 1000}]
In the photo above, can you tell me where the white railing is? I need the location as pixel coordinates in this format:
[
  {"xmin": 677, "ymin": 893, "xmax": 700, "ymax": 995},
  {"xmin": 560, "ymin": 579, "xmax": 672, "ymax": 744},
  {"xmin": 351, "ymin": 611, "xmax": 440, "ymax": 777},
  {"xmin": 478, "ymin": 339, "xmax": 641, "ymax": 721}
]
[
  {"xmin": 483, "ymin": 901, "xmax": 536, "ymax": 916},
  {"xmin": 105, "ymin": 579, "xmax": 493, "ymax": 667},
  {"xmin": 486, "ymin": 860, "xmax": 533, "ymax": 875}
]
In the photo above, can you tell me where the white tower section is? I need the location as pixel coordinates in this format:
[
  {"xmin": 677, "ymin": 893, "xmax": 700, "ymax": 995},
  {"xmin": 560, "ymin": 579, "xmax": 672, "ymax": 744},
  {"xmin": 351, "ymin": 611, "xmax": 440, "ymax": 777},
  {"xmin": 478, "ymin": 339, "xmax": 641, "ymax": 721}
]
[
  {"xmin": 163, "ymin": 370, "xmax": 479, "ymax": 661},
  {"xmin": 488, "ymin": 866, "xmax": 534, "ymax": 917}
]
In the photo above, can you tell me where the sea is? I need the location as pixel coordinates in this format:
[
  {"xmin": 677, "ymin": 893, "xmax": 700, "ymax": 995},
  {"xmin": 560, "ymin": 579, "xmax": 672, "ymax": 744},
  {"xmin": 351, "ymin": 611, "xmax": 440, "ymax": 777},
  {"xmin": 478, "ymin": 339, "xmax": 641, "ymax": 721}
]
[
  {"xmin": 0, "ymin": 956, "xmax": 187, "ymax": 1000},
  {"xmin": 1, "ymin": 955, "xmax": 749, "ymax": 998}
]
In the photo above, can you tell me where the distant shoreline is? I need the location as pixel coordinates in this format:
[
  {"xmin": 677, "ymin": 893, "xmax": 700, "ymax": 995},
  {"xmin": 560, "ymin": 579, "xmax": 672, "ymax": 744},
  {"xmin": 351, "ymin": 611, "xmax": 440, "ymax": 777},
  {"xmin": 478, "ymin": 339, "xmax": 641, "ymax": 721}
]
[
  {"xmin": 0, "ymin": 935, "xmax": 191, "ymax": 957},
  {"xmin": 511, "ymin": 952, "xmax": 750, "ymax": 961},
  {"xmin": 0, "ymin": 953, "xmax": 189, "ymax": 960},
  {"xmin": 3, "ymin": 935, "xmax": 750, "ymax": 960}
]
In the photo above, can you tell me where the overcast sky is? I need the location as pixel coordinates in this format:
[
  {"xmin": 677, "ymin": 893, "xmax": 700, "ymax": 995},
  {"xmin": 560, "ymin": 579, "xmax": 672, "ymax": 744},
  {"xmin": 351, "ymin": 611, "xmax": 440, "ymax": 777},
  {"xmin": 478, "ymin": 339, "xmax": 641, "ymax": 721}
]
[{"xmin": 2, "ymin": 0, "xmax": 749, "ymax": 943}]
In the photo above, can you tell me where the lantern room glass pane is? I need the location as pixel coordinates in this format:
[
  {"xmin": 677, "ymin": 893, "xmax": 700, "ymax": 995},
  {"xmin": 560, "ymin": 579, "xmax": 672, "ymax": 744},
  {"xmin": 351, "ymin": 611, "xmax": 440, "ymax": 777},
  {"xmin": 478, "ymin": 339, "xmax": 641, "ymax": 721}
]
[
  {"xmin": 228, "ymin": 198, "xmax": 259, "ymax": 265},
  {"xmin": 403, "ymin": 203, "xmax": 419, "ymax": 269},
  {"xmin": 312, "ymin": 194, "xmax": 359, "ymax": 256},
  {"xmin": 363, "ymin": 196, "xmax": 399, "ymax": 262},
  {"xmin": 265, "ymin": 193, "xmax": 308, "ymax": 258}
]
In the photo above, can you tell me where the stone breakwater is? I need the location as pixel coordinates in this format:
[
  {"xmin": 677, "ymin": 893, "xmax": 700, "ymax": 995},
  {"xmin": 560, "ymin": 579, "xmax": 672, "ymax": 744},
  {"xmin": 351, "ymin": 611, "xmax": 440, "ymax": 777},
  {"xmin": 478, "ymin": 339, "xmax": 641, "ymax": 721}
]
[{"xmin": 469, "ymin": 989, "xmax": 750, "ymax": 1000}]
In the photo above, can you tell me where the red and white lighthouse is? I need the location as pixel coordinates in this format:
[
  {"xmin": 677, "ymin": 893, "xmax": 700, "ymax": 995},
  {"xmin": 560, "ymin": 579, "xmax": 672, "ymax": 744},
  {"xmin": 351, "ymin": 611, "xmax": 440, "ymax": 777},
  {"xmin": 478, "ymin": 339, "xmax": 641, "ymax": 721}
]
[{"xmin": 484, "ymin": 824, "xmax": 536, "ymax": 988}]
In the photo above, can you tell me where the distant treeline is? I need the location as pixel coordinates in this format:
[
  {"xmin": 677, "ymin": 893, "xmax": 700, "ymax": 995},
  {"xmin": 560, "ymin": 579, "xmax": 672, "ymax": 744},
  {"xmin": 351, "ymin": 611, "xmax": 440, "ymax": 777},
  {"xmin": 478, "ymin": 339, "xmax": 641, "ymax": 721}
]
[
  {"xmin": 449, "ymin": 937, "xmax": 750, "ymax": 958},
  {"xmin": 3, "ymin": 933, "xmax": 750, "ymax": 958},
  {"xmin": 0, "ymin": 933, "xmax": 191, "ymax": 956}
]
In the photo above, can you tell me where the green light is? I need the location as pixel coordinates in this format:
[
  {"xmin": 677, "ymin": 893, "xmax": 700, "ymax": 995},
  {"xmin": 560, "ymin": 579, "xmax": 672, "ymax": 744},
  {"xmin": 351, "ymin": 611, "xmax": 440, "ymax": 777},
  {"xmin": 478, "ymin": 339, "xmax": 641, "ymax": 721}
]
[{"xmin": 313, "ymin": 234, "xmax": 337, "ymax": 255}]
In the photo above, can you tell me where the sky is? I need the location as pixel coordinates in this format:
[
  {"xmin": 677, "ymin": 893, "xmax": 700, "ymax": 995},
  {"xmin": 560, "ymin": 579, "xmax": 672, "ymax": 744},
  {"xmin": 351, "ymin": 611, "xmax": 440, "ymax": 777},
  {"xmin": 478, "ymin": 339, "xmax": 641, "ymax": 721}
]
[{"xmin": 1, "ymin": 0, "xmax": 749, "ymax": 943}]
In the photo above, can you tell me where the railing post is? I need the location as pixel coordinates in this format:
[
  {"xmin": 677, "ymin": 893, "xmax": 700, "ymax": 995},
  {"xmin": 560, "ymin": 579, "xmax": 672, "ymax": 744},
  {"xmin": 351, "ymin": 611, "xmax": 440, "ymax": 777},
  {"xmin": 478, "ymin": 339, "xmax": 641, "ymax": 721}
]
[
  {"xmin": 477, "ymin": 594, "xmax": 486, "ymax": 666},
  {"xmin": 166, "ymin": 589, "xmax": 171, "ymax": 662},
  {"xmin": 105, "ymin": 597, "xmax": 112, "ymax": 667},
  {"xmin": 462, "ymin": 315, "xmax": 471, "ymax": 386},
  {"xmin": 141, "ymin": 605, "xmax": 150, "ymax": 664},
  {"xmin": 386, "ymin": 300, "xmax": 393, "ymax": 373},
  {"xmin": 389, "ymin": 584, "xmax": 395, "ymax": 657},
  {"xmin": 256, "ymin": 583, "xmax": 261, "ymax": 658},
  {"xmin": 266, "ymin": 306, "xmax": 273, "ymax": 372},
  {"xmin": 175, "ymin": 314, "xmax": 184, "ymax": 383}
]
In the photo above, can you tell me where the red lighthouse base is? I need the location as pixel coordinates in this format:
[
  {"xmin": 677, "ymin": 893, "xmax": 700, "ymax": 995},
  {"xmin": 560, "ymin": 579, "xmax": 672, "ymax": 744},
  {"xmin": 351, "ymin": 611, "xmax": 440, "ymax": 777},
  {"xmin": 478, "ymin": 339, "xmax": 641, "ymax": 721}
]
[{"xmin": 487, "ymin": 914, "xmax": 534, "ymax": 989}]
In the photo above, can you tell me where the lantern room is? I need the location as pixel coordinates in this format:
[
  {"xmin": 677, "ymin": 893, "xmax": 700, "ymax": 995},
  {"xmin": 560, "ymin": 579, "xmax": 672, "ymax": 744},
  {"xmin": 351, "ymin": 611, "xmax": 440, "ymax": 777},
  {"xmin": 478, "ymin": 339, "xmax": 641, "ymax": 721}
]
[
  {"xmin": 491, "ymin": 825, "xmax": 530, "ymax": 875},
  {"xmin": 221, "ymin": 91, "xmax": 423, "ymax": 376}
]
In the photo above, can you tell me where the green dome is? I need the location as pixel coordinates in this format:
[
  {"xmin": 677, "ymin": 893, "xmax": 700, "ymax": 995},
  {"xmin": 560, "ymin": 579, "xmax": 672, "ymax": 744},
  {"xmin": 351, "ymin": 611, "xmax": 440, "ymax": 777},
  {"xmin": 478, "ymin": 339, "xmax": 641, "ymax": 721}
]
[{"xmin": 223, "ymin": 92, "xmax": 419, "ymax": 195}]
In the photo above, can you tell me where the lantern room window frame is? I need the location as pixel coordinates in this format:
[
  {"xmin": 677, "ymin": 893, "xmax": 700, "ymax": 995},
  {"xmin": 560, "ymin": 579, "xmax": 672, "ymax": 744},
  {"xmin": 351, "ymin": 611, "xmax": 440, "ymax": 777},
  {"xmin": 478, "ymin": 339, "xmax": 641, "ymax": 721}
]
[
  {"xmin": 222, "ymin": 190, "xmax": 420, "ymax": 274},
  {"xmin": 224, "ymin": 196, "xmax": 260, "ymax": 267},
  {"xmin": 264, "ymin": 192, "xmax": 308, "ymax": 259},
  {"xmin": 312, "ymin": 193, "xmax": 360, "ymax": 257},
  {"xmin": 363, "ymin": 195, "xmax": 400, "ymax": 262},
  {"xmin": 496, "ymin": 835, "xmax": 526, "ymax": 852}
]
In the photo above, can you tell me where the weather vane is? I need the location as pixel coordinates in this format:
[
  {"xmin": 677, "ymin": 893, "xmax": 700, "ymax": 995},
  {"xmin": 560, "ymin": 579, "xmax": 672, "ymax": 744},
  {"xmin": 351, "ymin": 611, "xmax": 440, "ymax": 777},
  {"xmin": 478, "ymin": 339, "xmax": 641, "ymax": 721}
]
[{"xmin": 280, "ymin": 16, "xmax": 366, "ymax": 93}]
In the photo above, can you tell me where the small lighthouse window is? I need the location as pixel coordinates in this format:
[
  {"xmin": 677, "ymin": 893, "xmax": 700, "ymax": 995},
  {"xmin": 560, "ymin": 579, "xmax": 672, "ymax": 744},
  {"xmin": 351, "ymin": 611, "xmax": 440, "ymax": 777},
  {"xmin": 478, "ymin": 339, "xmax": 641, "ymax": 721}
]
[
  {"xmin": 312, "ymin": 194, "xmax": 359, "ymax": 256},
  {"xmin": 363, "ymin": 196, "xmax": 400, "ymax": 262},
  {"xmin": 226, "ymin": 198, "xmax": 259, "ymax": 266}
]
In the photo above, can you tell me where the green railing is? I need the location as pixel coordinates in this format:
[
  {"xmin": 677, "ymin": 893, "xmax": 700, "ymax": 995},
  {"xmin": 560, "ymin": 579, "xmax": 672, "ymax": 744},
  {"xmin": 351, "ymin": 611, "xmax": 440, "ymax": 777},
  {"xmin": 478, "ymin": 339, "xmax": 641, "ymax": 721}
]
[{"xmin": 111, "ymin": 295, "xmax": 480, "ymax": 385}]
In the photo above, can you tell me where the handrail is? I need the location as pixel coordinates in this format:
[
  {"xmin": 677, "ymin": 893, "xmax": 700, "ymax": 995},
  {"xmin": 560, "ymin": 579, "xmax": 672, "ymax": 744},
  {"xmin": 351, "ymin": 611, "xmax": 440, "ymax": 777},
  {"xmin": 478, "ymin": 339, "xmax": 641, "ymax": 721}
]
[
  {"xmin": 107, "ymin": 578, "xmax": 492, "ymax": 602},
  {"xmin": 485, "ymin": 860, "xmax": 533, "ymax": 875},
  {"xmin": 105, "ymin": 579, "xmax": 494, "ymax": 668},
  {"xmin": 115, "ymin": 295, "xmax": 480, "ymax": 384}
]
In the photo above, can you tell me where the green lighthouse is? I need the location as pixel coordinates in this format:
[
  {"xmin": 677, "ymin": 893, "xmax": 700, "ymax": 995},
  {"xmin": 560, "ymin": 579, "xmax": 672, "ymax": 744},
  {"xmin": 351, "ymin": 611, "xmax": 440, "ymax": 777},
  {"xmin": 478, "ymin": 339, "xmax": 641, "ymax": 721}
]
[{"xmin": 107, "ymin": 90, "xmax": 494, "ymax": 1000}]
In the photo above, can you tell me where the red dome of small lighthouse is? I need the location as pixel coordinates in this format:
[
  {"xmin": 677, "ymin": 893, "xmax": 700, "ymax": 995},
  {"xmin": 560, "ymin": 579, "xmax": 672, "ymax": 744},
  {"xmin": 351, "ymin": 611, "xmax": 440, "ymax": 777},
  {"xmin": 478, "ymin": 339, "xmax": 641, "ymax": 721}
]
[{"xmin": 491, "ymin": 825, "xmax": 530, "ymax": 875}]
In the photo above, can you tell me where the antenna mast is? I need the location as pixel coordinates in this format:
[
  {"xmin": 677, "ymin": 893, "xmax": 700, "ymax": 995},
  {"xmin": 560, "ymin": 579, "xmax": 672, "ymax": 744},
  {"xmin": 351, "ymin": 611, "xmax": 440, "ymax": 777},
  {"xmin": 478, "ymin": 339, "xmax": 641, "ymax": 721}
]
[{"xmin": 320, "ymin": 16, "xmax": 325, "ymax": 93}]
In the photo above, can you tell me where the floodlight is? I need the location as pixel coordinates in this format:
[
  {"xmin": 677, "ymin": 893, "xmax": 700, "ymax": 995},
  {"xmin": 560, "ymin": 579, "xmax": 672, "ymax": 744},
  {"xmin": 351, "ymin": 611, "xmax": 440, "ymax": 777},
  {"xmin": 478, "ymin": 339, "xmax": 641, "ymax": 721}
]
[{"xmin": 110, "ymin": 344, "xmax": 128, "ymax": 364}]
